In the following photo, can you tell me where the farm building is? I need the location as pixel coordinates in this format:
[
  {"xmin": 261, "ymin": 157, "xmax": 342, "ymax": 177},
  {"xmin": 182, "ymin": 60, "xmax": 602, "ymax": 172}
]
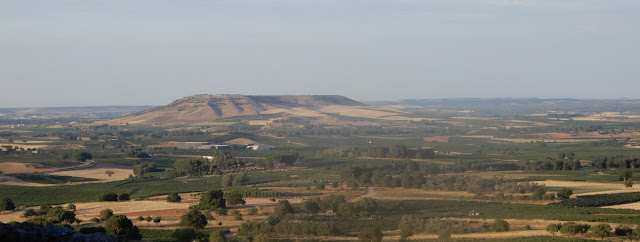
[
  {"xmin": 176, "ymin": 142, "xmax": 210, "ymax": 149},
  {"xmin": 247, "ymin": 144, "xmax": 274, "ymax": 150},
  {"xmin": 213, "ymin": 145, "xmax": 232, "ymax": 150}
]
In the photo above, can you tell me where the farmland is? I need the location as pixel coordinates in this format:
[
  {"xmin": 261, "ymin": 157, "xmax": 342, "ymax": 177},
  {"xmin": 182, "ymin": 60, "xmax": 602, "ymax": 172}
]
[{"xmin": 3, "ymin": 98, "xmax": 640, "ymax": 241}]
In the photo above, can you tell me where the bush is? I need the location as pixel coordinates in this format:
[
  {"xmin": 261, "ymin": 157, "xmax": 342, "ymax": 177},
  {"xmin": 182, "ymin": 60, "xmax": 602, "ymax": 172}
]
[
  {"xmin": 180, "ymin": 209, "xmax": 207, "ymax": 229},
  {"xmin": 99, "ymin": 209, "xmax": 114, "ymax": 221},
  {"xmin": 225, "ymin": 190, "xmax": 246, "ymax": 206},
  {"xmin": 22, "ymin": 209, "xmax": 38, "ymax": 217},
  {"xmin": 167, "ymin": 193, "xmax": 182, "ymax": 203},
  {"xmin": 358, "ymin": 227, "xmax": 383, "ymax": 242},
  {"xmin": 556, "ymin": 188, "xmax": 573, "ymax": 200},
  {"xmin": 0, "ymin": 197, "xmax": 16, "ymax": 211},
  {"xmin": 172, "ymin": 228, "xmax": 206, "ymax": 242},
  {"xmin": 248, "ymin": 207, "xmax": 259, "ymax": 215},
  {"xmin": 438, "ymin": 229, "xmax": 451, "ymax": 239},
  {"xmin": 198, "ymin": 190, "xmax": 226, "ymax": 210},
  {"xmin": 105, "ymin": 215, "xmax": 138, "ymax": 240},
  {"xmin": 615, "ymin": 225, "xmax": 633, "ymax": 236},
  {"xmin": 97, "ymin": 193, "xmax": 118, "ymax": 202},
  {"xmin": 73, "ymin": 152, "xmax": 93, "ymax": 162},
  {"xmin": 233, "ymin": 210, "xmax": 243, "ymax": 221},
  {"xmin": 209, "ymin": 230, "xmax": 228, "ymax": 242},
  {"xmin": 491, "ymin": 219, "xmax": 510, "ymax": 232},
  {"xmin": 118, "ymin": 193, "xmax": 130, "ymax": 201},
  {"xmin": 590, "ymin": 224, "xmax": 612, "ymax": 239}
]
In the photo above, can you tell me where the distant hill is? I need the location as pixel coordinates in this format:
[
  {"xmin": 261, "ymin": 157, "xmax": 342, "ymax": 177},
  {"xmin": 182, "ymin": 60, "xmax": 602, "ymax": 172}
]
[
  {"xmin": 368, "ymin": 98, "xmax": 640, "ymax": 115},
  {"xmin": 0, "ymin": 106, "xmax": 153, "ymax": 115},
  {"xmin": 109, "ymin": 94, "xmax": 406, "ymax": 125}
]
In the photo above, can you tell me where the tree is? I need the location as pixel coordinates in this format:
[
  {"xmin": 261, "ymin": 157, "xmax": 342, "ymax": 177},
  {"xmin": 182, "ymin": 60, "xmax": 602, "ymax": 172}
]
[
  {"xmin": 105, "ymin": 170, "xmax": 114, "ymax": 177},
  {"xmin": 273, "ymin": 200, "xmax": 294, "ymax": 219},
  {"xmin": 100, "ymin": 209, "xmax": 114, "ymax": 221},
  {"xmin": 226, "ymin": 190, "xmax": 246, "ymax": 206},
  {"xmin": 316, "ymin": 183, "xmax": 325, "ymax": 190},
  {"xmin": 199, "ymin": 190, "xmax": 226, "ymax": 210},
  {"xmin": 533, "ymin": 188, "xmax": 546, "ymax": 200},
  {"xmin": 620, "ymin": 169, "xmax": 633, "ymax": 181},
  {"xmin": 146, "ymin": 216, "xmax": 153, "ymax": 226},
  {"xmin": 137, "ymin": 216, "xmax": 144, "ymax": 224},
  {"xmin": 233, "ymin": 210, "xmax": 243, "ymax": 220},
  {"xmin": 559, "ymin": 222, "xmax": 579, "ymax": 236},
  {"xmin": 358, "ymin": 227, "xmax": 383, "ymax": 242},
  {"xmin": 133, "ymin": 160, "xmax": 145, "ymax": 178},
  {"xmin": 0, "ymin": 197, "xmax": 16, "ymax": 211},
  {"xmin": 301, "ymin": 199, "xmax": 321, "ymax": 214},
  {"xmin": 180, "ymin": 209, "xmax": 208, "ymax": 229},
  {"xmin": 491, "ymin": 219, "xmax": 510, "ymax": 232},
  {"xmin": 173, "ymin": 228, "xmax": 202, "ymax": 242},
  {"xmin": 590, "ymin": 224, "xmax": 612, "ymax": 239},
  {"xmin": 66, "ymin": 203, "xmax": 76, "ymax": 211},
  {"xmin": 153, "ymin": 216, "xmax": 162, "ymax": 226},
  {"xmin": 556, "ymin": 188, "xmax": 573, "ymax": 200},
  {"xmin": 167, "ymin": 192, "xmax": 182, "ymax": 203},
  {"xmin": 353, "ymin": 198, "xmax": 377, "ymax": 217},
  {"xmin": 98, "ymin": 193, "xmax": 118, "ymax": 202},
  {"xmin": 73, "ymin": 152, "xmax": 92, "ymax": 162},
  {"xmin": 209, "ymin": 230, "xmax": 228, "ymax": 242},
  {"xmin": 119, "ymin": 193, "xmax": 130, "ymax": 201},
  {"xmin": 626, "ymin": 179, "xmax": 634, "ymax": 188},
  {"xmin": 105, "ymin": 215, "xmax": 139, "ymax": 240},
  {"xmin": 398, "ymin": 215, "xmax": 419, "ymax": 239}
]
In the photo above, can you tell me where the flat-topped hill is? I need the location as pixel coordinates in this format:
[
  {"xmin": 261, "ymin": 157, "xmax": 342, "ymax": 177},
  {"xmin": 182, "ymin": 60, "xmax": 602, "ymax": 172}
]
[{"xmin": 109, "ymin": 94, "xmax": 389, "ymax": 125}]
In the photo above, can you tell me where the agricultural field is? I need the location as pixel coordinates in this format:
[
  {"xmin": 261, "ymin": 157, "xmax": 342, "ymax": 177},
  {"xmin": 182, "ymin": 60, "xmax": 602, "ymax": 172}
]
[{"xmin": 3, "ymin": 98, "xmax": 640, "ymax": 241}]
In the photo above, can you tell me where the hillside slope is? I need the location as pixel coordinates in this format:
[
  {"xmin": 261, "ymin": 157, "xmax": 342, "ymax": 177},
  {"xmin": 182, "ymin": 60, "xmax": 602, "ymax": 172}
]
[{"xmin": 109, "ymin": 94, "xmax": 396, "ymax": 125}]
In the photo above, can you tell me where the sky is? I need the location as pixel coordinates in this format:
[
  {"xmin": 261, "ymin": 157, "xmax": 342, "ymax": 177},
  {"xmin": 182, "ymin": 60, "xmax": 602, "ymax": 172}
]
[{"xmin": 1, "ymin": 0, "xmax": 639, "ymax": 107}]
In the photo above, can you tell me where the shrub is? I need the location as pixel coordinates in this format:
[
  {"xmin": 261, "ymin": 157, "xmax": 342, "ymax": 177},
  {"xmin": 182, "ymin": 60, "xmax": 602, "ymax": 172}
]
[
  {"xmin": 180, "ymin": 209, "xmax": 207, "ymax": 229},
  {"xmin": 358, "ymin": 227, "xmax": 383, "ymax": 242},
  {"xmin": 248, "ymin": 207, "xmax": 259, "ymax": 215},
  {"xmin": 97, "ymin": 193, "xmax": 118, "ymax": 202},
  {"xmin": 0, "ymin": 197, "xmax": 16, "ymax": 211},
  {"xmin": 490, "ymin": 219, "xmax": 510, "ymax": 232},
  {"xmin": 99, "ymin": 209, "xmax": 114, "ymax": 221},
  {"xmin": 615, "ymin": 225, "xmax": 633, "ymax": 236},
  {"xmin": 167, "ymin": 193, "xmax": 182, "ymax": 203},
  {"xmin": 590, "ymin": 224, "xmax": 612, "ymax": 239}
]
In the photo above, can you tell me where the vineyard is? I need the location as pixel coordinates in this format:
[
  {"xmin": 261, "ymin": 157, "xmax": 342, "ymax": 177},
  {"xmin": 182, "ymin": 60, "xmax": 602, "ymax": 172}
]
[
  {"xmin": 256, "ymin": 178, "xmax": 339, "ymax": 188},
  {"xmin": 552, "ymin": 192, "xmax": 640, "ymax": 207}
]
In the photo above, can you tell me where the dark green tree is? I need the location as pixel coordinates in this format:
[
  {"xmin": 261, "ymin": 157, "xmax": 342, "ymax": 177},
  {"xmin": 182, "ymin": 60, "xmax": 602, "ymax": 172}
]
[
  {"xmin": 199, "ymin": 190, "xmax": 226, "ymax": 210},
  {"xmin": 99, "ymin": 209, "xmax": 114, "ymax": 221},
  {"xmin": 0, "ymin": 197, "xmax": 16, "ymax": 211},
  {"xmin": 590, "ymin": 224, "xmax": 611, "ymax": 239},
  {"xmin": 180, "ymin": 209, "xmax": 208, "ymax": 229},
  {"xmin": 167, "ymin": 192, "xmax": 182, "ymax": 203},
  {"xmin": 73, "ymin": 152, "xmax": 93, "ymax": 162},
  {"xmin": 358, "ymin": 227, "xmax": 383, "ymax": 242},
  {"xmin": 556, "ymin": 188, "xmax": 573, "ymax": 200},
  {"xmin": 226, "ymin": 190, "xmax": 246, "ymax": 205},
  {"xmin": 490, "ymin": 219, "xmax": 510, "ymax": 232}
]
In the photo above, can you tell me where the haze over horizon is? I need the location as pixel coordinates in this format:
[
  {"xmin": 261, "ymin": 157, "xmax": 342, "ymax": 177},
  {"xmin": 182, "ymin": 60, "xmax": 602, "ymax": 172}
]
[{"xmin": 2, "ymin": 0, "xmax": 639, "ymax": 108}]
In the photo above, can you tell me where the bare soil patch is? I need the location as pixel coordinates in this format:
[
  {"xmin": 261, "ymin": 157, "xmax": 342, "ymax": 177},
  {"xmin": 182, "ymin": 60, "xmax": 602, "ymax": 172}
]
[
  {"xmin": 0, "ymin": 162, "xmax": 59, "ymax": 173},
  {"xmin": 49, "ymin": 162, "xmax": 133, "ymax": 183},
  {"xmin": 536, "ymin": 180, "xmax": 640, "ymax": 196},
  {"xmin": 423, "ymin": 136, "xmax": 449, "ymax": 142}
]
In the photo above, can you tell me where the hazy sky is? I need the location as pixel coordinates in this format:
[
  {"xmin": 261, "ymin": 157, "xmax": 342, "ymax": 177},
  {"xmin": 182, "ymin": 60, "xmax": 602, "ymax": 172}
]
[{"xmin": 1, "ymin": 0, "xmax": 639, "ymax": 107}]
